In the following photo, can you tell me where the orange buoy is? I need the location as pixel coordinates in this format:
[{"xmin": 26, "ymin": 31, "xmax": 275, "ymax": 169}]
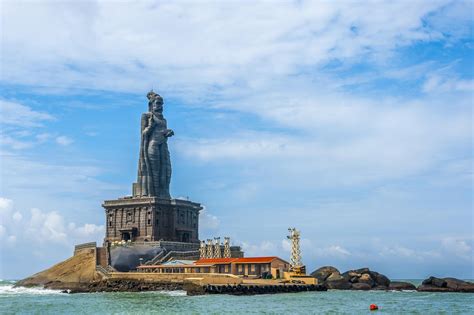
[{"xmin": 370, "ymin": 304, "xmax": 379, "ymax": 311}]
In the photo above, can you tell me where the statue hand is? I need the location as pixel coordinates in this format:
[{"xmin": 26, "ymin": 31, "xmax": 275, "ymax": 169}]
[{"xmin": 164, "ymin": 129, "xmax": 174, "ymax": 137}]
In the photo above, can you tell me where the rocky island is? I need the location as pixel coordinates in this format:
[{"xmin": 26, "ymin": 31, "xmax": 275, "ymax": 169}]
[{"xmin": 15, "ymin": 91, "xmax": 473, "ymax": 295}]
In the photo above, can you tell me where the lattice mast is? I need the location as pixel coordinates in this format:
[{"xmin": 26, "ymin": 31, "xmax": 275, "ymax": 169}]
[
  {"xmin": 213, "ymin": 237, "xmax": 222, "ymax": 258},
  {"xmin": 223, "ymin": 237, "xmax": 231, "ymax": 258},
  {"xmin": 206, "ymin": 239, "xmax": 214, "ymax": 258},
  {"xmin": 199, "ymin": 240, "xmax": 206, "ymax": 258},
  {"xmin": 287, "ymin": 228, "xmax": 302, "ymax": 270}
]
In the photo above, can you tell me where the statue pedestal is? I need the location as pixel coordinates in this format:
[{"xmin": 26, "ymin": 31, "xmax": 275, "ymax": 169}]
[{"xmin": 102, "ymin": 196, "xmax": 202, "ymax": 244}]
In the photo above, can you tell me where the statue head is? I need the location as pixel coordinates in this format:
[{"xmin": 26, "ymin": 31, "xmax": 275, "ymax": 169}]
[{"xmin": 147, "ymin": 90, "xmax": 163, "ymax": 114}]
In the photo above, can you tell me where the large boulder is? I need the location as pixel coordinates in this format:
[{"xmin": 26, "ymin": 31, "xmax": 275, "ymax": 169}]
[
  {"xmin": 341, "ymin": 268, "xmax": 390, "ymax": 289},
  {"xmin": 389, "ymin": 281, "xmax": 416, "ymax": 290},
  {"xmin": 358, "ymin": 273, "xmax": 375, "ymax": 287},
  {"xmin": 325, "ymin": 278, "xmax": 352, "ymax": 290},
  {"xmin": 369, "ymin": 271, "xmax": 391, "ymax": 287},
  {"xmin": 310, "ymin": 266, "xmax": 340, "ymax": 283},
  {"xmin": 312, "ymin": 266, "xmax": 393, "ymax": 291},
  {"xmin": 418, "ymin": 277, "xmax": 474, "ymax": 293}
]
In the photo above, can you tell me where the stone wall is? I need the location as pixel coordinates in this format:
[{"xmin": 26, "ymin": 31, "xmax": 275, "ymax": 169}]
[
  {"xmin": 74, "ymin": 242, "xmax": 97, "ymax": 256},
  {"xmin": 96, "ymin": 247, "xmax": 108, "ymax": 267},
  {"xmin": 107, "ymin": 271, "xmax": 243, "ymax": 285}
]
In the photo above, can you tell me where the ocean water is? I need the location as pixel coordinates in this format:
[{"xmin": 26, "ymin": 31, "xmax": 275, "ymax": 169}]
[{"xmin": 1, "ymin": 280, "xmax": 473, "ymax": 314}]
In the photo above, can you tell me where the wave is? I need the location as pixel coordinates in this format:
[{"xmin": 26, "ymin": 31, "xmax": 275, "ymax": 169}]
[
  {"xmin": 160, "ymin": 290, "xmax": 187, "ymax": 297},
  {"xmin": 0, "ymin": 284, "xmax": 63, "ymax": 295}
]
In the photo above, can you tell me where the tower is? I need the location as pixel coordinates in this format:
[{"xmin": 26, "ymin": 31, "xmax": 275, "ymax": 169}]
[
  {"xmin": 199, "ymin": 240, "xmax": 206, "ymax": 258},
  {"xmin": 213, "ymin": 237, "xmax": 221, "ymax": 258},
  {"xmin": 223, "ymin": 237, "xmax": 231, "ymax": 258},
  {"xmin": 206, "ymin": 239, "xmax": 214, "ymax": 258},
  {"xmin": 287, "ymin": 227, "xmax": 305, "ymax": 274}
]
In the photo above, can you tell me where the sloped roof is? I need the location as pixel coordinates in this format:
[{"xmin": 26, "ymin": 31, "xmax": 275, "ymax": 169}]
[
  {"xmin": 194, "ymin": 258, "xmax": 238, "ymax": 264},
  {"xmin": 194, "ymin": 256, "xmax": 287, "ymax": 265},
  {"xmin": 234, "ymin": 256, "xmax": 282, "ymax": 264},
  {"xmin": 162, "ymin": 260, "xmax": 196, "ymax": 266}
]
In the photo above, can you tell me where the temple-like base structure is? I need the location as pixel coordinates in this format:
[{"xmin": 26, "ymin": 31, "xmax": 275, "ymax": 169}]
[{"xmin": 103, "ymin": 196, "xmax": 202, "ymax": 243}]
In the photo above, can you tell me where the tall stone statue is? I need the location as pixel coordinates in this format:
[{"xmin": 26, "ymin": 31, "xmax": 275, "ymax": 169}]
[{"xmin": 133, "ymin": 91, "xmax": 174, "ymax": 199}]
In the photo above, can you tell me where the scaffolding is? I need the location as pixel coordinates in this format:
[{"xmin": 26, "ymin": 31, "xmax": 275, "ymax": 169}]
[
  {"xmin": 213, "ymin": 237, "xmax": 221, "ymax": 258},
  {"xmin": 223, "ymin": 237, "xmax": 231, "ymax": 258},
  {"xmin": 206, "ymin": 239, "xmax": 214, "ymax": 258},
  {"xmin": 199, "ymin": 240, "xmax": 206, "ymax": 258}
]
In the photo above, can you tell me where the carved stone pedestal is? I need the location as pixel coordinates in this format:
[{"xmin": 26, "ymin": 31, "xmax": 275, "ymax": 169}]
[{"xmin": 103, "ymin": 196, "xmax": 202, "ymax": 244}]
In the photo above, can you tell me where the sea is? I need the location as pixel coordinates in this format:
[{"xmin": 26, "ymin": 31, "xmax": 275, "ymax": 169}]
[{"xmin": 1, "ymin": 280, "xmax": 473, "ymax": 314}]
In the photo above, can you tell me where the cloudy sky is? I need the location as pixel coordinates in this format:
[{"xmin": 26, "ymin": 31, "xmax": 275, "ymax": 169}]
[{"xmin": 1, "ymin": 0, "xmax": 472, "ymax": 279}]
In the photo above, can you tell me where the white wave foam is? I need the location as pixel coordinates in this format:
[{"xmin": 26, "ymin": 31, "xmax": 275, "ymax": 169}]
[
  {"xmin": 0, "ymin": 284, "xmax": 64, "ymax": 295},
  {"xmin": 158, "ymin": 290, "xmax": 187, "ymax": 297}
]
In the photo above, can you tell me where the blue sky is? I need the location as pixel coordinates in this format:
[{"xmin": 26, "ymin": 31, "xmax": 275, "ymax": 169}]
[{"xmin": 0, "ymin": 0, "xmax": 472, "ymax": 279}]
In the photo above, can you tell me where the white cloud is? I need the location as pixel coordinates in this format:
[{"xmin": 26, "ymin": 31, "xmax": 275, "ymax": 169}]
[
  {"xmin": 12, "ymin": 211, "xmax": 22, "ymax": 222},
  {"xmin": 441, "ymin": 238, "xmax": 473, "ymax": 261},
  {"xmin": 0, "ymin": 198, "xmax": 104, "ymax": 247},
  {"xmin": 177, "ymin": 93, "xmax": 470, "ymax": 187},
  {"xmin": 55, "ymin": 135, "xmax": 73, "ymax": 146},
  {"xmin": 0, "ymin": 100, "xmax": 54, "ymax": 127},
  {"xmin": 199, "ymin": 207, "xmax": 220, "ymax": 231},
  {"xmin": 422, "ymin": 75, "xmax": 474, "ymax": 93},
  {"xmin": 0, "ymin": 1, "xmax": 465, "ymax": 95},
  {"xmin": 241, "ymin": 240, "xmax": 278, "ymax": 257}
]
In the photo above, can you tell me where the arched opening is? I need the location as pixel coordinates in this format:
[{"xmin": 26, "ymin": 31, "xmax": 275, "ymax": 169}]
[
  {"xmin": 122, "ymin": 232, "xmax": 131, "ymax": 241},
  {"xmin": 181, "ymin": 233, "xmax": 189, "ymax": 243}
]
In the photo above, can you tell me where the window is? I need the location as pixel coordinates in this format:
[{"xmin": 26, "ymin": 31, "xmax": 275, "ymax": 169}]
[
  {"xmin": 147, "ymin": 219, "xmax": 151, "ymax": 225},
  {"xmin": 251, "ymin": 264, "xmax": 255, "ymax": 272},
  {"xmin": 156, "ymin": 219, "xmax": 159, "ymax": 225}
]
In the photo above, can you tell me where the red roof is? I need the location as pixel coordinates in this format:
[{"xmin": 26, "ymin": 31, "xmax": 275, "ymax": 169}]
[
  {"xmin": 234, "ymin": 256, "xmax": 280, "ymax": 263},
  {"xmin": 195, "ymin": 256, "xmax": 284, "ymax": 265},
  {"xmin": 195, "ymin": 258, "xmax": 238, "ymax": 264}
]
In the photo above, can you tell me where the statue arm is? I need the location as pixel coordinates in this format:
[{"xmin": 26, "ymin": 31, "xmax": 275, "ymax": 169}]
[
  {"xmin": 161, "ymin": 118, "xmax": 174, "ymax": 138},
  {"xmin": 141, "ymin": 113, "xmax": 153, "ymax": 136}
]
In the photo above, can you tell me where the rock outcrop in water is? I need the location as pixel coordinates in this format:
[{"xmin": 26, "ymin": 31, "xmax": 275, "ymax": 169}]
[
  {"xmin": 418, "ymin": 277, "xmax": 474, "ymax": 293},
  {"xmin": 311, "ymin": 266, "xmax": 474, "ymax": 293},
  {"xmin": 388, "ymin": 281, "xmax": 416, "ymax": 290},
  {"xmin": 311, "ymin": 266, "xmax": 392, "ymax": 290}
]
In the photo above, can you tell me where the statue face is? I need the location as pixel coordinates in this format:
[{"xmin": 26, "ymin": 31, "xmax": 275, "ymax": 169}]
[{"xmin": 151, "ymin": 99, "xmax": 163, "ymax": 114}]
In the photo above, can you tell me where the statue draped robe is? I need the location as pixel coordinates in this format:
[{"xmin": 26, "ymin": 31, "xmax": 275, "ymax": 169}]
[{"xmin": 135, "ymin": 112, "xmax": 172, "ymax": 199}]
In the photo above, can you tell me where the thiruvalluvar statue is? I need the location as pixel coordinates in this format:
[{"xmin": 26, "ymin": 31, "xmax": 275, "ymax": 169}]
[{"xmin": 133, "ymin": 91, "xmax": 174, "ymax": 198}]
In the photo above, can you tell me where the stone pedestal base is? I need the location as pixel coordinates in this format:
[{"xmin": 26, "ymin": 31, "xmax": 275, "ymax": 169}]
[{"xmin": 103, "ymin": 196, "xmax": 202, "ymax": 243}]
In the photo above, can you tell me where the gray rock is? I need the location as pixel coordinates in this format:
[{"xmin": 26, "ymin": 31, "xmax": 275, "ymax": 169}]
[
  {"xmin": 326, "ymin": 272, "xmax": 343, "ymax": 281},
  {"xmin": 310, "ymin": 266, "xmax": 340, "ymax": 283},
  {"xmin": 418, "ymin": 277, "xmax": 474, "ymax": 292},
  {"xmin": 373, "ymin": 285, "xmax": 388, "ymax": 290},
  {"xmin": 389, "ymin": 281, "xmax": 416, "ymax": 290},
  {"xmin": 373, "ymin": 273, "xmax": 391, "ymax": 287},
  {"xmin": 355, "ymin": 268, "xmax": 370, "ymax": 274},
  {"xmin": 325, "ymin": 278, "xmax": 352, "ymax": 290},
  {"xmin": 358, "ymin": 273, "xmax": 375, "ymax": 287},
  {"xmin": 349, "ymin": 276, "xmax": 359, "ymax": 283}
]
